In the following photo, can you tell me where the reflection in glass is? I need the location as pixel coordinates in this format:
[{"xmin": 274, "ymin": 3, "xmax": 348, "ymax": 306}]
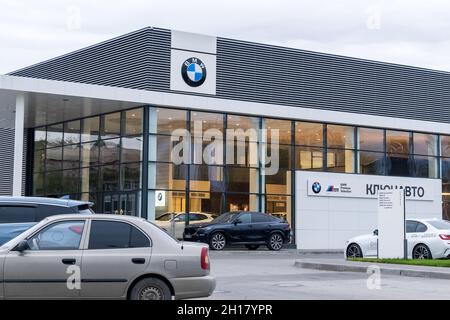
[
  {"xmin": 386, "ymin": 153, "xmax": 412, "ymax": 176},
  {"xmin": 81, "ymin": 167, "xmax": 99, "ymax": 193},
  {"xmin": 81, "ymin": 142, "xmax": 99, "ymax": 167},
  {"xmin": 33, "ymin": 149, "xmax": 45, "ymax": 172},
  {"xmin": 101, "ymin": 165, "xmax": 120, "ymax": 191},
  {"xmin": 413, "ymin": 133, "xmax": 437, "ymax": 156},
  {"xmin": 295, "ymin": 122, "xmax": 323, "ymax": 146},
  {"xmin": 327, "ymin": 149, "xmax": 354, "ymax": 173},
  {"xmin": 121, "ymin": 163, "xmax": 142, "ymax": 190},
  {"xmin": 414, "ymin": 156, "xmax": 438, "ymax": 178},
  {"xmin": 442, "ymin": 158, "xmax": 450, "ymax": 180},
  {"xmin": 82, "ymin": 116, "xmax": 100, "ymax": 142},
  {"xmin": 34, "ymin": 127, "xmax": 46, "ymax": 150},
  {"xmin": 63, "ymin": 169, "xmax": 80, "ymax": 194},
  {"xmin": 386, "ymin": 130, "xmax": 410, "ymax": 154},
  {"xmin": 358, "ymin": 128, "xmax": 384, "ymax": 152},
  {"xmin": 102, "ymin": 112, "xmax": 121, "ymax": 139},
  {"xmin": 33, "ymin": 173, "xmax": 44, "ymax": 195},
  {"xmin": 124, "ymin": 108, "xmax": 143, "ymax": 135},
  {"xmin": 327, "ymin": 125, "xmax": 354, "ymax": 149},
  {"xmin": 45, "ymin": 171, "xmax": 63, "ymax": 194},
  {"xmin": 121, "ymin": 136, "xmax": 142, "ymax": 163},
  {"xmin": 64, "ymin": 120, "xmax": 80, "ymax": 145},
  {"xmin": 99, "ymin": 138, "xmax": 120, "ymax": 165},
  {"xmin": 47, "ymin": 124, "xmax": 63, "ymax": 147},
  {"xmin": 63, "ymin": 145, "xmax": 80, "ymax": 170},
  {"xmin": 358, "ymin": 151, "xmax": 385, "ymax": 175},
  {"xmin": 295, "ymin": 146, "xmax": 324, "ymax": 170},
  {"xmin": 441, "ymin": 136, "xmax": 450, "ymax": 157},
  {"xmin": 45, "ymin": 147, "xmax": 63, "ymax": 171}
]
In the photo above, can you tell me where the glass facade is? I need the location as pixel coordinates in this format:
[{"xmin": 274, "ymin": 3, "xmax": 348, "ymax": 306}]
[
  {"xmin": 32, "ymin": 108, "xmax": 143, "ymax": 215},
  {"xmin": 31, "ymin": 105, "xmax": 450, "ymax": 225}
]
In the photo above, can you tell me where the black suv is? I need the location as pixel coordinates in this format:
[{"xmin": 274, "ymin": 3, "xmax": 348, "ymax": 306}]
[
  {"xmin": 0, "ymin": 197, "xmax": 93, "ymax": 245},
  {"xmin": 183, "ymin": 211, "xmax": 291, "ymax": 251}
]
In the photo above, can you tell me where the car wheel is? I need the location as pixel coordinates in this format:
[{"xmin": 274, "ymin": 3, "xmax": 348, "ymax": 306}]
[
  {"xmin": 210, "ymin": 232, "xmax": 226, "ymax": 250},
  {"xmin": 130, "ymin": 278, "xmax": 172, "ymax": 300},
  {"xmin": 413, "ymin": 244, "xmax": 432, "ymax": 259},
  {"xmin": 245, "ymin": 245, "xmax": 259, "ymax": 250},
  {"xmin": 267, "ymin": 233, "xmax": 284, "ymax": 251},
  {"xmin": 346, "ymin": 243, "xmax": 363, "ymax": 258}
]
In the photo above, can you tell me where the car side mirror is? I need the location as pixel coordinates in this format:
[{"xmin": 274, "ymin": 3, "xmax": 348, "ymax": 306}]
[
  {"xmin": 234, "ymin": 219, "xmax": 242, "ymax": 225},
  {"xmin": 13, "ymin": 240, "xmax": 29, "ymax": 252},
  {"xmin": 373, "ymin": 229, "xmax": 378, "ymax": 236}
]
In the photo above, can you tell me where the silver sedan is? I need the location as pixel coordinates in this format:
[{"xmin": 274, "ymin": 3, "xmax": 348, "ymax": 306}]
[{"xmin": 0, "ymin": 214, "xmax": 216, "ymax": 300}]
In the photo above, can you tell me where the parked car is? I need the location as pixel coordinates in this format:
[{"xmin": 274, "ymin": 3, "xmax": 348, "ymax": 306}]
[
  {"xmin": 154, "ymin": 212, "xmax": 217, "ymax": 239},
  {"xmin": 183, "ymin": 211, "xmax": 291, "ymax": 251},
  {"xmin": 0, "ymin": 197, "xmax": 93, "ymax": 246},
  {"xmin": 0, "ymin": 214, "xmax": 215, "ymax": 300},
  {"xmin": 345, "ymin": 218, "xmax": 450, "ymax": 259}
]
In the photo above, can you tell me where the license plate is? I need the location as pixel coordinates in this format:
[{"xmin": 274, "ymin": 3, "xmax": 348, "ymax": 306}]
[{"xmin": 184, "ymin": 234, "xmax": 192, "ymax": 239}]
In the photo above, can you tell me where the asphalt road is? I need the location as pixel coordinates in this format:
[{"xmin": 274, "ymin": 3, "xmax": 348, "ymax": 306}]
[{"xmin": 202, "ymin": 250, "xmax": 450, "ymax": 300}]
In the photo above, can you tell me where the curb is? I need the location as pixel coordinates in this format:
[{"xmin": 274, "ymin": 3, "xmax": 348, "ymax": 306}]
[{"xmin": 294, "ymin": 260, "xmax": 450, "ymax": 280}]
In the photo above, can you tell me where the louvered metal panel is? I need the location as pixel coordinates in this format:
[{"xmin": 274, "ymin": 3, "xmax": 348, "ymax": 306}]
[
  {"xmin": 8, "ymin": 28, "xmax": 450, "ymax": 124},
  {"xmin": 10, "ymin": 27, "xmax": 171, "ymax": 92},
  {"xmin": 216, "ymin": 39, "xmax": 450, "ymax": 123},
  {"xmin": 0, "ymin": 128, "xmax": 14, "ymax": 195}
]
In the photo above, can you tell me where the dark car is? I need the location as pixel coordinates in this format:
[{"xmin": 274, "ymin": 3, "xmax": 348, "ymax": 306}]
[
  {"xmin": 0, "ymin": 197, "xmax": 93, "ymax": 245},
  {"xmin": 183, "ymin": 211, "xmax": 291, "ymax": 251}
]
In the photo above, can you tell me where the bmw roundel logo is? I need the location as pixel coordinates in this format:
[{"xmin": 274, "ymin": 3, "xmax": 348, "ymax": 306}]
[
  {"xmin": 181, "ymin": 57, "xmax": 207, "ymax": 87},
  {"xmin": 157, "ymin": 192, "xmax": 163, "ymax": 201},
  {"xmin": 312, "ymin": 182, "xmax": 321, "ymax": 194}
]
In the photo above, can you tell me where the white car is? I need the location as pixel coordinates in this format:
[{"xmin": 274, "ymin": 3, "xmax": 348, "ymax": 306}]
[
  {"xmin": 345, "ymin": 218, "xmax": 450, "ymax": 259},
  {"xmin": 154, "ymin": 212, "xmax": 216, "ymax": 239}
]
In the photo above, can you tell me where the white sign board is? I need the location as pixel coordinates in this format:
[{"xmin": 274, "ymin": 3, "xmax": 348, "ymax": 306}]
[
  {"xmin": 307, "ymin": 175, "xmax": 435, "ymax": 201},
  {"xmin": 377, "ymin": 190, "xmax": 406, "ymax": 259},
  {"xmin": 155, "ymin": 190, "xmax": 166, "ymax": 207}
]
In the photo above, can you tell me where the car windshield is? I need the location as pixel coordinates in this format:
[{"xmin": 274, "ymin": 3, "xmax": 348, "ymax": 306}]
[
  {"xmin": 427, "ymin": 220, "xmax": 450, "ymax": 230},
  {"xmin": 211, "ymin": 212, "xmax": 239, "ymax": 223}
]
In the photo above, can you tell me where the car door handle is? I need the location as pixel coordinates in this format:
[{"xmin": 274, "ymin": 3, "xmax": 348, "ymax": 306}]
[
  {"xmin": 62, "ymin": 258, "xmax": 76, "ymax": 265},
  {"xmin": 132, "ymin": 258, "xmax": 146, "ymax": 264}
]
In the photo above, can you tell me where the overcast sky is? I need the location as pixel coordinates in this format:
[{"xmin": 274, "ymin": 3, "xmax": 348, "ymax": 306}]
[{"xmin": 1, "ymin": 0, "xmax": 450, "ymax": 74}]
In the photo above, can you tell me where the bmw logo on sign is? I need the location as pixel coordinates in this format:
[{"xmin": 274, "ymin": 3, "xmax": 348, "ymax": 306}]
[
  {"xmin": 181, "ymin": 57, "xmax": 207, "ymax": 87},
  {"xmin": 312, "ymin": 182, "xmax": 322, "ymax": 194}
]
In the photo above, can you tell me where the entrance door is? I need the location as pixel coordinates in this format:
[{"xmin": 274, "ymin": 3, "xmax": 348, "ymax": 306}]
[{"xmin": 102, "ymin": 192, "xmax": 139, "ymax": 216}]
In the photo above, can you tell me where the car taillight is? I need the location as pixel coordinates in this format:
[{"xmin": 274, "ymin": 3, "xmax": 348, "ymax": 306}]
[
  {"xmin": 439, "ymin": 234, "xmax": 450, "ymax": 240},
  {"xmin": 69, "ymin": 226, "xmax": 83, "ymax": 235},
  {"xmin": 201, "ymin": 247, "xmax": 210, "ymax": 270}
]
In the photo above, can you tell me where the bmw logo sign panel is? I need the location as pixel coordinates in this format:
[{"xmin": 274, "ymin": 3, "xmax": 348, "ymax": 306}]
[
  {"xmin": 312, "ymin": 182, "xmax": 321, "ymax": 194},
  {"xmin": 181, "ymin": 57, "xmax": 207, "ymax": 87}
]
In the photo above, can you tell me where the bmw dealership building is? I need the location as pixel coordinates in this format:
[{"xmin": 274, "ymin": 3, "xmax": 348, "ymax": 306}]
[{"xmin": 0, "ymin": 27, "xmax": 449, "ymax": 250}]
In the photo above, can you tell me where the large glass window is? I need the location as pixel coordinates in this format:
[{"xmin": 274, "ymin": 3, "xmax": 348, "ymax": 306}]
[
  {"xmin": 64, "ymin": 120, "xmax": 80, "ymax": 145},
  {"xmin": 327, "ymin": 125, "xmax": 354, "ymax": 149},
  {"xmin": 358, "ymin": 128, "xmax": 384, "ymax": 152},
  {"xmin": 358, "ymin": 151, "xmax": 385, "ymax": 175},
  {"xmin": 295, "ymin": 146, "xmax": 324, "ymax": 170},
  {"xmin": 82, "ymin": 116, "xmax": 100, "ymax": 142},
  {"xmin": 413, "ymin": 133, "xmax": 437, "ymax": 156},
  {"xmin": 47, "ymin": 124, "xmax": 63, "ymax": 147},
  {"xmin": 124, "ymin": 108, "xmax": 143, "ymax": 136},
  {"xmin": 102, "ymin": 112, "xmax": 121, "ymax": 139},
  {"xmin": 386, "ymin": 130, "xmax": 410, "ymax": 154},
  {"xmin": 295, "ymin": 122, "xmax": 323, "ymax": 146}
]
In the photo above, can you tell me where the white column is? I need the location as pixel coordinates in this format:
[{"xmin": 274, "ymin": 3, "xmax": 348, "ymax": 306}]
[{"xmin": 12, "ymin": 93, "xmax": 25, "ymax": 196}]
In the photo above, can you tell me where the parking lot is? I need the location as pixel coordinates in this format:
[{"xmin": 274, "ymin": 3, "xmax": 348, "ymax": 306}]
[{"xmin": 203, "ymin": 250, "xmax": 450, "ymax": 300}]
